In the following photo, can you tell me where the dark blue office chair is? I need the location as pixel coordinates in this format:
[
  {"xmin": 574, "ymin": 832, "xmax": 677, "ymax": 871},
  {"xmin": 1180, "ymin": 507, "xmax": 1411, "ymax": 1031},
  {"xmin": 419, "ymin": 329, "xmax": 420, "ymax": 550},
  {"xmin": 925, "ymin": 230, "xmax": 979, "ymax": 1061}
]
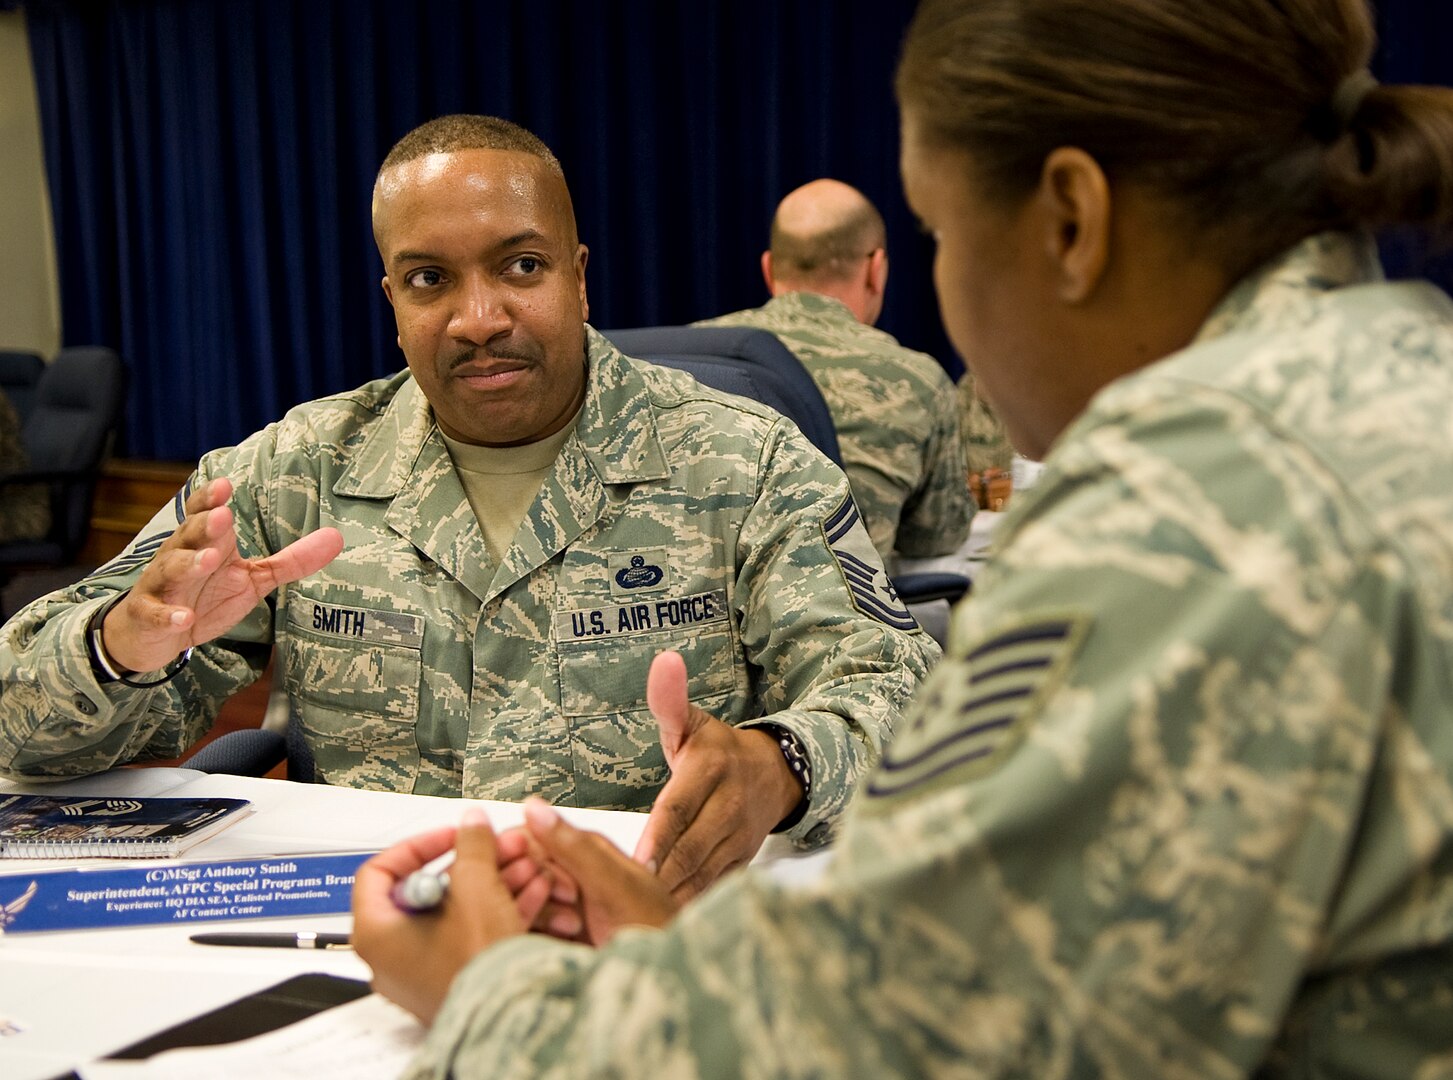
[
  {"xmin": 0, "ymin": 346, "xmax": 127, "ymax": 573},
  {"xmin": 604, "ymin": 324, "xmax": 970, "ymax": 609},
  {"xmin": 0, "ymin": 351, "xmax": 45, "ymax": 425},
  {"xmin": 603, "ymin": 325, "xmax": 843, "ymax": 466},
  {"xmin": 183, "ymin": 713, "xmax": 304, "ymax": 779}
]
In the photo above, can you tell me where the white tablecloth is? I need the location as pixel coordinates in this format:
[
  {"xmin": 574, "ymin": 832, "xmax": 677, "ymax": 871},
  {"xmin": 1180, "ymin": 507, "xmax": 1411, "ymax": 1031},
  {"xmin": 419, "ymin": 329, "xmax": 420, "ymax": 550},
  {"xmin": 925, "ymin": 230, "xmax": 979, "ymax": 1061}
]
[{"xmin": 0, "ymin": 769, "xmax": 652, "ymax": 1080}]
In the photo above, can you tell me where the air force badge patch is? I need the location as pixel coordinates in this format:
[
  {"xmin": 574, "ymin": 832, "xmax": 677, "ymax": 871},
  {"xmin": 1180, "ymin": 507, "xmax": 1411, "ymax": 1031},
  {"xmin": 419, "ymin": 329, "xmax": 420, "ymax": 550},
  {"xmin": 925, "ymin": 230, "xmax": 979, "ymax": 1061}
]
[
  {"xmin": 823, "ymin": 495, "xmax": 918, "ymax": 631},
  {"xmin": 608, "ymin": 550, "xmax": 671, "ymax": 598}
]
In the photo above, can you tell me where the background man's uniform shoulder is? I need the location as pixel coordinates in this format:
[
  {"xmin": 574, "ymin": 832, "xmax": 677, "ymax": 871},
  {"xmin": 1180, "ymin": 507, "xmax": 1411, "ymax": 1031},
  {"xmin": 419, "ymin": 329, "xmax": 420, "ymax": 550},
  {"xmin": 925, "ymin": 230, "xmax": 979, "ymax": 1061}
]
[
  {"xmin": 698, "ymin": 295, "xmax": 970, "ymax": 558},
  {"xmin": 956, "ymin": 368, "xmax": 1013, "ymax": 475}
]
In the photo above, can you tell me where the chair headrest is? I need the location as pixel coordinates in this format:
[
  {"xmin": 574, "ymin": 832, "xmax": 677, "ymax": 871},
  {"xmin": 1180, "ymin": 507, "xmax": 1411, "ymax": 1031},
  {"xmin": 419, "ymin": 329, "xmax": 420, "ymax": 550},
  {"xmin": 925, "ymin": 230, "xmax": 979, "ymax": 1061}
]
[
  {"xmin": 34, "ymin": 347, "xmax": 126, "ymax": 414},
  {"xmin": 0, "ymin": 351, "xmax": 44, "ymax": 385},
  {"xmin": 602, "ymin": 325, "xmax": 843, "ymax": 466}
]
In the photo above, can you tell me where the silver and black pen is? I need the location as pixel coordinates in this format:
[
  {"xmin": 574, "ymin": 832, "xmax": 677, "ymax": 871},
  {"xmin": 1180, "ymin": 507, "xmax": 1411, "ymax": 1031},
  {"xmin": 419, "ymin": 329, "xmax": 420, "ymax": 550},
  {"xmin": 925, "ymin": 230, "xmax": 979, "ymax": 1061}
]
[{"xmin": 190, "ymin": 931, "xmax": 352, "ymax": 950}]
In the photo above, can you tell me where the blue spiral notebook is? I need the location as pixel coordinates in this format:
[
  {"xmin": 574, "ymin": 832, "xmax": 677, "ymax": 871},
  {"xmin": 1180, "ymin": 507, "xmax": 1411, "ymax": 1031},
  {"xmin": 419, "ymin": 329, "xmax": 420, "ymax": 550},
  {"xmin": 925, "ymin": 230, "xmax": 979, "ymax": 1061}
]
[{"xmin": 0, "ymin": 793, "xmax": 252, "ymax": 858}]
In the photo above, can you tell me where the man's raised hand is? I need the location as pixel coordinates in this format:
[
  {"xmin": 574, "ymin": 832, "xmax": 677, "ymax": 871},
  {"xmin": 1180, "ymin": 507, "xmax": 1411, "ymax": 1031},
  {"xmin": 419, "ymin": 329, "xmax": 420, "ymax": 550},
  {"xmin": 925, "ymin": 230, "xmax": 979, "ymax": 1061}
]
[{"xmin": 101, "ymin": 478, "xmax": 343, "ymax": 675}]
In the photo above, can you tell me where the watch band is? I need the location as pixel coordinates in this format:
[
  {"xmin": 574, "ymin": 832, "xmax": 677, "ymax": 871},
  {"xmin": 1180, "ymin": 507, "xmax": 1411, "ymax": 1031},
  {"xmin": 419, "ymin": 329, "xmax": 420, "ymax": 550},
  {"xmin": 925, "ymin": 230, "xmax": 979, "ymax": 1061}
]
[
  {"xmin": 759, "ymin": 722, "xmax": 812, "ymax": 833},
  {"xmin": 86, "ymin": 589, "xmax": 194, "ymax": 688},
  {"xmin": 86, "ymin": 590, "xmax": 131, "ymax": 683}
]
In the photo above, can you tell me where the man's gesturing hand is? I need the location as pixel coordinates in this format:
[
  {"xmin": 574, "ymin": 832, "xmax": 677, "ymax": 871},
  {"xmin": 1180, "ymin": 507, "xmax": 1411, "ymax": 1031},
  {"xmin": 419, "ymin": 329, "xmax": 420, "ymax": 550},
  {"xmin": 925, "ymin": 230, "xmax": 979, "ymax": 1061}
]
[
  {"xmin": 100, "ymin": 477, "xmax": 344, "ymax": 675},
  {"xmin": 633, "ymin": 651, "xmax": 805, "ymax": 902}
]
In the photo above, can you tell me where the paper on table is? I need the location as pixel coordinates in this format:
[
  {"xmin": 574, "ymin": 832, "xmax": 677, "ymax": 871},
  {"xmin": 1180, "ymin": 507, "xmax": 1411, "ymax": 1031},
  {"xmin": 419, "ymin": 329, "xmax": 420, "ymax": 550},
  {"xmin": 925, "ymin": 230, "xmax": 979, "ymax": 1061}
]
[{"xmin": 76, "ymin": 993, "xmax": 424, "ymax": 1080}]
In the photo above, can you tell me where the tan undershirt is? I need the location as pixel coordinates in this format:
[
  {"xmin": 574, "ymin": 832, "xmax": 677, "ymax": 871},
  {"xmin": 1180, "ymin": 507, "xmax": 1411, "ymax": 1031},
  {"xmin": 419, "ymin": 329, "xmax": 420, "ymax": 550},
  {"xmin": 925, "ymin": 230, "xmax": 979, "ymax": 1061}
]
[{"xmin": 441, "ymin": 414, "xmax": 579, "ymax": 566}]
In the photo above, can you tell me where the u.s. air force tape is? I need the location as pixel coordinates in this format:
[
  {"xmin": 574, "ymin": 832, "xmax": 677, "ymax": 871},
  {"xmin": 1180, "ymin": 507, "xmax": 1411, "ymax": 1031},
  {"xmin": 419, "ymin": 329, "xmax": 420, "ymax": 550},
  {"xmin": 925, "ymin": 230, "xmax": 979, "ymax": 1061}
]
[
  {"xmin": 866, "ymin": 615, "xmax": 1089, "ymax": 798},
  {"xmin": 555, "ymin": 589, "xmax": 729, "ymax": 641}
]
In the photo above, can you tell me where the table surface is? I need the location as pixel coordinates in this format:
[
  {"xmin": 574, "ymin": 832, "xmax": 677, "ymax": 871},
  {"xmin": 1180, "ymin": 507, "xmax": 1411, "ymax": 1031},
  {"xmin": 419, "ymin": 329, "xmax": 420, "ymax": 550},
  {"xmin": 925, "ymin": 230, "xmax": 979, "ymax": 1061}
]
[{"xmin": 0, "ymin": 768, "xmax": 669, "ymax": 1080}]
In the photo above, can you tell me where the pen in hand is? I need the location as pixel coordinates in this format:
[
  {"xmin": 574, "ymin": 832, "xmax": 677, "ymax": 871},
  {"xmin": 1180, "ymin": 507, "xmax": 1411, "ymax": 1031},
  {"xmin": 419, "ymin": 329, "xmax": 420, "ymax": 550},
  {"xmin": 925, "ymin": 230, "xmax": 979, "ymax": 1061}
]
[{"xmin": 392, "ymin": 850, "xmax": 455, "ymax": 913}]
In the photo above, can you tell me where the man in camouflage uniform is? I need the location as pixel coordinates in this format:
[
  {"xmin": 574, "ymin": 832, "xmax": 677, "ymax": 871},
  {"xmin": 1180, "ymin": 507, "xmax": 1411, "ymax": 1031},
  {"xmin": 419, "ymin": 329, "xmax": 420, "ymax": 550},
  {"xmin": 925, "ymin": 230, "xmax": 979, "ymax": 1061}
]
[
  {"xmin": 355, "ymin": 228, "xmax": 1453, "ymax": 1077},
  {"xmin": 0, "ymin": 116, "xmax": 935, "ymax": 896},
  {"xmin": 697, "ymin": 179, "xmax": 972, "ymax": 562},
  {"xmin": 957, "ymin": 367, "xmax": 1013, "ymax": 476}
]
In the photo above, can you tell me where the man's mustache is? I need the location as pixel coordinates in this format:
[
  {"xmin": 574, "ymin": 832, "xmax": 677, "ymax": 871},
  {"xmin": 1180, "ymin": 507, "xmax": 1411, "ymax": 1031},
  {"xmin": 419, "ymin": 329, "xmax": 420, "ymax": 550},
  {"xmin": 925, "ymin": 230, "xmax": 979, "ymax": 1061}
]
[{"xmin": 446, "ymin": 342, "xmax": 542, "ymax": 370}]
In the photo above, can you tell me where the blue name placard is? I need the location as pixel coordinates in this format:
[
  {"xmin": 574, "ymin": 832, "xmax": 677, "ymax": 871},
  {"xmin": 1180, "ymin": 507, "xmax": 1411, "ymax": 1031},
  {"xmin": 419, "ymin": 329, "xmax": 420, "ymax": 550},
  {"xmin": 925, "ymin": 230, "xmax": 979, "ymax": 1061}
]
[{"xmin": 0, "ymin": 852, "xmax": 375, "ymax": 934}]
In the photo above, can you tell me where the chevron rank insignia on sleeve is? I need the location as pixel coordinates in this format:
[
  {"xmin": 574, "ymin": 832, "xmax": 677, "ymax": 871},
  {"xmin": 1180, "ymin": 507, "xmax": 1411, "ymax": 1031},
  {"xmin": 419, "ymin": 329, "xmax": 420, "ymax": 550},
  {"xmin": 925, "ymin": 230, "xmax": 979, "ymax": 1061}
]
[
  {"xmin": 83, "ymin": 480, "xmax": 192, "ymax": 583},
  {"xmin": 83, "ymin": 527, "xmax": 174, "ymax": 582},
  {"xmin": 867, "ymin": 615, "xmax": 1089, "ymax": 798},
  {"xmin": 822, "ymin": 494, "xmax": 918, "ymax": 631}
]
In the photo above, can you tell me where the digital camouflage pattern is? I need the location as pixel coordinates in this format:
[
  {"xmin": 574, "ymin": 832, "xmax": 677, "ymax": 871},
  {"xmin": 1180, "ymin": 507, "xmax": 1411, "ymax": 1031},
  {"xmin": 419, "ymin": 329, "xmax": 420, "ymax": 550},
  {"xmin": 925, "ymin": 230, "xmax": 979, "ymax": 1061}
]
[
  {"xmin": 0, "ymin": 329, "xmax": 937, "ymax": 844},
  {"xmin": 698, "ymin": 292, "xmax": 973, "ymax": 560},
  {"xmin": 401, "ymin": 233, "xmax": 1453, "ymax": 1079},
  {"xmin": 957, "ymin": 367, "xmax": 1014, "ymax": 476}
]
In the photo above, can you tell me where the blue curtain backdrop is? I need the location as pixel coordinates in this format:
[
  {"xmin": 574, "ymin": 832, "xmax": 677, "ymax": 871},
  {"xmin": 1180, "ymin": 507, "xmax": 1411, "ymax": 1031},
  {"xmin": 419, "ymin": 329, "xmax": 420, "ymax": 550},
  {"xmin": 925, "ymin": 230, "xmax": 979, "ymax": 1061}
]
[{"xmin": 22, "ymin": 0, "xmax": 1453, "ymax": 460}]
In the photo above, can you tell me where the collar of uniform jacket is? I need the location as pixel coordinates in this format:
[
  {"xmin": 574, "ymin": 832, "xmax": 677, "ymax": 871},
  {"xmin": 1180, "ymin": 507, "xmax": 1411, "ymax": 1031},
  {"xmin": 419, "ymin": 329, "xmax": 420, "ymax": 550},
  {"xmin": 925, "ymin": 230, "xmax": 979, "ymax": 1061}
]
[
  {"xmin": 1191, "ymin": 230, "xmax": 1386, "ymax": 348},
  {"xmin": 762, "ymin": 289, "xmax": 857, "ymax": 327},
  {"xmin": 332, "ymin": 325, "xmax": 672, "ymax": 501}
]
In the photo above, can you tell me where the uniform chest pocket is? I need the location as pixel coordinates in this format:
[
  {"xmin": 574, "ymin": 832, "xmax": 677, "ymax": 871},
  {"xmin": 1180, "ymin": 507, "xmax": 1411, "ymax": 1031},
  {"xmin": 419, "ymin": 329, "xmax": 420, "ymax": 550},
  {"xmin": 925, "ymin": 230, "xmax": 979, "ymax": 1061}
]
[
  {"xmin": 556, "ymin": 617, "xmax": 738, "ymax": 810},
  {"xmin": 282, "ymin": 594, "xmax": 424, "ymax": 789},
  {"xmin": 554, "ymin": 590, "xmax": 738, "ymax": 717}
]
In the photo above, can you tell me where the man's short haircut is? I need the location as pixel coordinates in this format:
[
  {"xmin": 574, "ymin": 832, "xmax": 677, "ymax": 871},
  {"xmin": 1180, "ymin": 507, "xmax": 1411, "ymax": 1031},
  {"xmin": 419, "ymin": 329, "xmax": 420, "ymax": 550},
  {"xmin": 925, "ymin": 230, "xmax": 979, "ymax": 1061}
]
[
  {"xmin": 770, "ymin": 201, "xmax": 887, "ymax": 284},
  {"xmin": 379, "ymin": 115, "xmax": 563, "ymax": 179}
]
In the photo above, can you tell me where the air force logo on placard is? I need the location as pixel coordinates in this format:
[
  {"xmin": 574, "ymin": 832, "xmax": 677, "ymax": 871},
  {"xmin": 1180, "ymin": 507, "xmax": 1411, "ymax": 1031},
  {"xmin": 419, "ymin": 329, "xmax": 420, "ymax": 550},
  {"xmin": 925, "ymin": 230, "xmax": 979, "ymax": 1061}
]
[
  {"xmin": 0, "ymin": 880, "xmax": 38, "ymax": 932},
  {"xmin": 823, "ymin": 495, "xmax": 918, "ymax": 631}
]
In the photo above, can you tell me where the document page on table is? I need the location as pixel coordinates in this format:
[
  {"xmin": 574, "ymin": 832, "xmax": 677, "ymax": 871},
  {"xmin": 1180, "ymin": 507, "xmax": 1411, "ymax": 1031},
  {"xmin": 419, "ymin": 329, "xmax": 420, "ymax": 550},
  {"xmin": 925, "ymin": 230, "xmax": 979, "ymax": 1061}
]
[{"xmin": 77, "ymin": 993, "xmax": 424, "ymax": 1080}]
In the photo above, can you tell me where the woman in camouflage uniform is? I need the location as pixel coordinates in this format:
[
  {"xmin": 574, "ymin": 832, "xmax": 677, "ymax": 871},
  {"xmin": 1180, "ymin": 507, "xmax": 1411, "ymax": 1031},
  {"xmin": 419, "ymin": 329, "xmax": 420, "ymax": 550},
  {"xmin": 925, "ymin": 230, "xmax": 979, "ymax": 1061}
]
[{"xmin": 355, "ymin": 2, "xmax": 1453, "ymax": 1075}]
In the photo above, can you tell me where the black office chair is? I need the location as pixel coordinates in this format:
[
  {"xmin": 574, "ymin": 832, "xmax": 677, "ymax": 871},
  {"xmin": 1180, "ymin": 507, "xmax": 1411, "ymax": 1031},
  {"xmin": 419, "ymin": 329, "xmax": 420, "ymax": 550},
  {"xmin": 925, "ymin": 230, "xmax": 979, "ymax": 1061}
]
[
  {"xmin": 604, "ymin": 324, "xmax": 970, "ymax": 609},
  {"xmin": 604, "ymin": 325, "xmax": 843, "ymax": 465},
  {"xmin": 183, "ymin": 713, "xmax": 303, "ymax": 779},
  {"xmin": 0, "ymin": 346, "xmax": 127, "ymax": 574},
  {"xmin": 0, "ymin": 350, "xmax": 45, "ymax": 425}
]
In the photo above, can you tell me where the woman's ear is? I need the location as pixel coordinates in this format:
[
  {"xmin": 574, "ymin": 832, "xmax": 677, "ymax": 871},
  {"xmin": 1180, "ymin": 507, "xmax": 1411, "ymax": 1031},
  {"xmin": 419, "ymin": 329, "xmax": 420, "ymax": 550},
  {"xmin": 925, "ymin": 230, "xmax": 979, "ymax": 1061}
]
[{"xmin": 1036, "ymin": 147, "xmax": 1111, "ymax": 304}]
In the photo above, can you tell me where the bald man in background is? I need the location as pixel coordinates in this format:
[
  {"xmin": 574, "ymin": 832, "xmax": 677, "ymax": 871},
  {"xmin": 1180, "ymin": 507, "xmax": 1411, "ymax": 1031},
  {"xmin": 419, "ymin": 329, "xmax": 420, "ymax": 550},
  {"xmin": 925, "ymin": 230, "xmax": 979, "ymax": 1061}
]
[{"xmin": 698, "ymin": 179, "xmax": 971, "ymax": 563}]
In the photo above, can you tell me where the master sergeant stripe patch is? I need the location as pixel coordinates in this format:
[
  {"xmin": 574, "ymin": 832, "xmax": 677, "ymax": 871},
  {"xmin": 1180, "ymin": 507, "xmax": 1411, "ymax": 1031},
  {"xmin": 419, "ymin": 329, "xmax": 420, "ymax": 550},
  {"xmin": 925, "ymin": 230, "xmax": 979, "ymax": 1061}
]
[
  {"xmin": 82, "ymin": 481, "xmax": 192, "ymax": 584},
  {"xmin": 823, "ymin": 494, "xmax": 918, "ymax": 632}
]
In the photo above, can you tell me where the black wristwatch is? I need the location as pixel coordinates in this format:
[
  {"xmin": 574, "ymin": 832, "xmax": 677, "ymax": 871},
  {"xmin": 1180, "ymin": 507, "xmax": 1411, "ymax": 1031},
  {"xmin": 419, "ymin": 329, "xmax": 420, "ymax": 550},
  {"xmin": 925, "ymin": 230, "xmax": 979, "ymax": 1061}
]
[{"xmin": 758, "ymin": 722, "xmax": 812, "ymax": 833}]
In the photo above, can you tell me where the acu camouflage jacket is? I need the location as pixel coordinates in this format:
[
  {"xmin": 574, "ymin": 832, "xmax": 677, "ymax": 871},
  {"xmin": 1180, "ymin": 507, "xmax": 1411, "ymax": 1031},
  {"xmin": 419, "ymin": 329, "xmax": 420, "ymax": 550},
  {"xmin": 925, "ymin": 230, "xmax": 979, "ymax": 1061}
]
[
  {"xmin": 0, "ymin": 329, "xmax": 936, "ymax": 844},
  {"xmin": 403, "ymin": 234, "xmax": 1453, "ymax": 1078}
]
